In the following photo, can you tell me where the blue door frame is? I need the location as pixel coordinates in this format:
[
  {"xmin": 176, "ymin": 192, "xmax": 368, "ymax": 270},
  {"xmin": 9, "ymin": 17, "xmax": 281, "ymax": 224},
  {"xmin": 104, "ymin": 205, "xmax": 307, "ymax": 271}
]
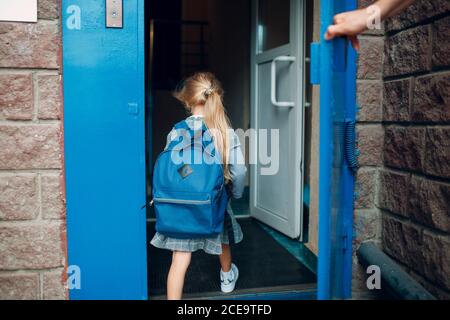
[
  {"xmin": 62, "ymin": 0, "xmax": 147, "ymax": 299},
  {"xmin": 312, "ymin": 0, "xmax": 357, "ymax": 300},
  {"xmin": 62, "ymin": 0, "xmax": 356, "ymax": 300}
]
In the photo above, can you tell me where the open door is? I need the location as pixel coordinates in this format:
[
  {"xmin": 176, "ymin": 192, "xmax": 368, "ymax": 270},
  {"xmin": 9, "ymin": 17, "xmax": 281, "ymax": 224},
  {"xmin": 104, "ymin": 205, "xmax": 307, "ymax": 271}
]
[
  {"xmin": 250, "ymin": 0, "xmax": 305, "ymax": 239},
  {"xmin": 311, "ymin": 0, "xmax": 357, "ymax": 299},
  {"xmin": 63, "ymin": 0, "xmax": 147, "ymax": 299}
]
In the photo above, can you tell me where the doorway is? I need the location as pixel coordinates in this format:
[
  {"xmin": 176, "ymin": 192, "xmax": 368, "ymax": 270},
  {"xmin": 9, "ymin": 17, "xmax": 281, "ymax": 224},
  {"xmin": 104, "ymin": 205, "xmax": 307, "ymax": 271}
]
[
  {"xmin": 145, "ymin": 0, "xmax": 251, "ymax": 216},
  {"xmin": 61, "ymin": 0, "xmax": 357, "ymax": 300},
  {"xmin": 145, "ymin": 0, "xmax": 317, "ymax": 299}
]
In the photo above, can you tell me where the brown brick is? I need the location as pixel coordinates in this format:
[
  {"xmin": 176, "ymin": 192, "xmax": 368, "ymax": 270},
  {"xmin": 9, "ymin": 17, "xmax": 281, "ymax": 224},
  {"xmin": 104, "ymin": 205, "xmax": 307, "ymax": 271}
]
[
  {"xmin": 383, "ymin": 214, "xmax": 450, "ymax": 292},
  {"xmin": 354, "ymin": 209, "xmax": 381, "ymax": 242},
  {"xmin": 409, "ymin": 177, "xmax": 450, "ymax": 233},
  {"xmin": 0, "ymin": 74, "xmax": 34, "ymax": 120},
  {"xmin": 358, "ymin": 0, "xmax": 374, "ymax": 8},
  {"xmin": 402, "ymin": 222, "xmax": 426, "ymax": 274},
  {"xmin": 424, "ymin": 128, "xmax": 450, "ymax": 178},
  {"xmin": 0, "ymin": 273, "xmax": 39, "ymax": 300},
  {"xmin": 0, "ymin": 124, "xmax": 61, "ymax": 170},
  {"xmin": 38, "ymin": 74, "xmax": 61, "ymax": 120},
  {"xmin": 41, "ymin": 174, "xmax": 65, "ymax": 220},
  {"xmin": 0, "ymin": 222, "xmax": 65, "ymax": 270},
  {"xmin": 379, "ymin": 170, "xmax": 411, "ymax": 217},
  {"xmin": 355, "ymin": 169, "xmax": 377, "ymax": 209},
  {"xmin": 384, "ymin": 25, "xmax": 431, "ymax": 77},
  {"xmin": 382, "ymin": 214, "xmax": 408, "ymax": 261},
  {"xmin": 357, "ymin": 37, "xmax": 384, "ymax": 80},
  {"xmin": 384, "ymin": 126, "xmax": 425, "ymax": 171},
  {"xmin": 412, "ymin": 73, "xmax": 450, "ymax": 122},
  {"xmin": 383, "ymin": 78, "xmax": 411, "ymax": 122},
  {"xmin": 422, "ymin": 231, "xmax": 450, "ymax": 291},
  {"xmin": 38, "ymin": 0, "xmax": 59, "ymax": 20},
  {"xmin": 385, "ymin": 0, "xmax": 450, "ymax": 33},
  {"xmin": 357, "ymin": 124, "xmax": 384, "ymax": 166},
  {"xmin": 433, "ymin": 16, "xmax": 450, "ymax": 68},
  {"xmin": 357, "ymin": 81, "xmax": 382, "ymax": 122},
  {"xmin": 0, "ymin": 174, "xmax": 38, "ymax": 221},
  {"xmin": 0, "ymin": 21, "xmax": 60, "ymax": 69},
  {"xmin": 382, "ymin": 215, "xmax": 425, "ymax": 272},
  {"xmin": 43, "ymin": 269, "xmax": 67, "ymax": 300},
  {"xmin": 362, "ymin": 25, "xmax": 385, "ymax": 36}
]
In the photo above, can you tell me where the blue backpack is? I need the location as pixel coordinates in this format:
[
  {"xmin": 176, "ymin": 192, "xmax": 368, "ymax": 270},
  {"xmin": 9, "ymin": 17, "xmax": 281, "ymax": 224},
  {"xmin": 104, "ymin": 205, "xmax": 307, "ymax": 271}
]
[{"xmin": 152, "ymin": 120, "xmax": 229, "ymax": 239}]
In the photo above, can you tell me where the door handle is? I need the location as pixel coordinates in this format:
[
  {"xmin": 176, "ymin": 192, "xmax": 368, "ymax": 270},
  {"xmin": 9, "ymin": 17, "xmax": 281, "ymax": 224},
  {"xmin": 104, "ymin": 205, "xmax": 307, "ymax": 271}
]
[{"xmin": 271, "ymin": 56, "xmax": 296, "ymax": 108}]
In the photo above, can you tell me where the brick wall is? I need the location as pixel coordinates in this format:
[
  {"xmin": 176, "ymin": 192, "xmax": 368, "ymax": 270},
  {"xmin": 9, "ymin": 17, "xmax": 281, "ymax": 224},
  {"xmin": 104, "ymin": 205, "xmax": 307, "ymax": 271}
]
[
  {"xmin": 381, "ymin": 0, "xmax": 450, "ymax": 299},
  {"xmin": 0, "ymin": 1, "xmax": 67, "ymax": 300},
  {"xmin": 354, "ymin": 0, "xmax": 450, "ymax": 299},
  {"xmin": 352, "ymin": 0, "xmax": 385, "ymax": 297}
]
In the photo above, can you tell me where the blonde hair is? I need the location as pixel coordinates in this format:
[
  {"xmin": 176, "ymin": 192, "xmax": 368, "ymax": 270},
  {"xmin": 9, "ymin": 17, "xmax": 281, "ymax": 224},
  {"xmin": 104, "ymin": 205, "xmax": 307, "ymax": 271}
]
[{"xmin": 173, "ymin": 72, "xmax": 232, "ymax": 181}]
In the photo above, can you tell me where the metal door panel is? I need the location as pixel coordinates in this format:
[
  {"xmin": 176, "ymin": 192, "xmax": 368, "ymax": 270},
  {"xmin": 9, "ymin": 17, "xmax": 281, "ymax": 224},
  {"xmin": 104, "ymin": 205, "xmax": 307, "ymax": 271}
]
[
  {"xmin": 250, "ymin": 0, "xmax": 305, "ymax": 239},
  {"xmin": 62, "ymin": 0, "xmax": 147, "ymax": 300}
]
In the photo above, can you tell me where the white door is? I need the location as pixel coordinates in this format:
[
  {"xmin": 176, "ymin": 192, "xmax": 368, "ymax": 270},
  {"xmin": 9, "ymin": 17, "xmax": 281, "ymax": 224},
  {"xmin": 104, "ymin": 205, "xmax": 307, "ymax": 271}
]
[{"xmin": 250, "ymin": 0, "xmax": 305, "ymax": 239}]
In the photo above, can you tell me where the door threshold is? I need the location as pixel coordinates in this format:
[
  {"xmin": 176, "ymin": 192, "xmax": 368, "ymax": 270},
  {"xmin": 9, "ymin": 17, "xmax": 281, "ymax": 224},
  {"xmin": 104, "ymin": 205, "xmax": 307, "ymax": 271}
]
[{"xmin": 150, "ymin": 283, "xmax": 317, "ymax": 300}]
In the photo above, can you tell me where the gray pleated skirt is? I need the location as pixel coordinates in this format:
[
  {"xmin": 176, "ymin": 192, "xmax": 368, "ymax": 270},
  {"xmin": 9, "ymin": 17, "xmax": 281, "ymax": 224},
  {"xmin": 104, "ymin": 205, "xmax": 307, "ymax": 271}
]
[{"xmin": 150, "ymin": 202, "xmax": 243, "ymax": 255}]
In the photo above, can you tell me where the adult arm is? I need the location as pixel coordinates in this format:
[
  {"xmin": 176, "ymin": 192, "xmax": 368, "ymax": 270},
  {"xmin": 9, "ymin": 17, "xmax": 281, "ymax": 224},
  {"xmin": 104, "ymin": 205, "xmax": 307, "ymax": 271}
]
[{"xmin": 324, "ymin": 0, "xmax": 415, "ymax": 50}]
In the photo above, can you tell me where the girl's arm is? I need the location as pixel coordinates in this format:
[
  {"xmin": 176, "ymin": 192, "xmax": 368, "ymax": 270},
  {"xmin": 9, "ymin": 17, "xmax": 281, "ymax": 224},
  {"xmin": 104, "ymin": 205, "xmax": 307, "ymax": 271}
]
[
  {"xmin": 324, "ymin": 0, "xmax": 415, "ymax": 50},
  {"xmin": 228, "ymin": 132, "xmax": 247, "ymax": 199}
]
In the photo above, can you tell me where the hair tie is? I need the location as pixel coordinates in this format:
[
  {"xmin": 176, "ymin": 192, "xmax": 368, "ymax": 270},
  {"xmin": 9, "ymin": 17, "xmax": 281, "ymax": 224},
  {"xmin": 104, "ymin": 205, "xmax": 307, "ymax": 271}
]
[{"xmin": 204, "ymin": 87, "xmax": 213, "ymax": 98}]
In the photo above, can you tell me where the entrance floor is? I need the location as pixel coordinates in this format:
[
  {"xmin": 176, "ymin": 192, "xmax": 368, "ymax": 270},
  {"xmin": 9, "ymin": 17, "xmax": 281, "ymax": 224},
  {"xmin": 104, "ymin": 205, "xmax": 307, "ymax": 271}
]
[{"xmin": 147, "ymin": 218, "xmax": 317, "ymax": 299}]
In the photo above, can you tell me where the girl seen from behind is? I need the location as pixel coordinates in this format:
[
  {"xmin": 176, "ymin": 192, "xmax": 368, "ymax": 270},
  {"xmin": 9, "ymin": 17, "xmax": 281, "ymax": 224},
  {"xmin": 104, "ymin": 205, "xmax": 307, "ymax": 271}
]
[{"xmin": 150, "ymin": 72, "xmax": 247, "ymax": 300}]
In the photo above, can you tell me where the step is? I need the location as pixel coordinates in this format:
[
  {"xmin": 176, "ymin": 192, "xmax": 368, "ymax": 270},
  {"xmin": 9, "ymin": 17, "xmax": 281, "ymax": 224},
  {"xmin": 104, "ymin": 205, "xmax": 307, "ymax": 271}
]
[{"xmin": 150, "ymin": 283, "xmax": 317, "ymax": 300}]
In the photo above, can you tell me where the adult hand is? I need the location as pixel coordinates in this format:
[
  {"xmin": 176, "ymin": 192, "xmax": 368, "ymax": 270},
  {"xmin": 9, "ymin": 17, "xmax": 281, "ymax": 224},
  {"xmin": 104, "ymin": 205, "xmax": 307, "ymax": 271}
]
[
  {"xmin": 324, "ymin": 8, "xmax": 372, "ymax": 51},
  {"xmin": 324, "ymin": 0, "xmax": 415, "ymax": 51}
]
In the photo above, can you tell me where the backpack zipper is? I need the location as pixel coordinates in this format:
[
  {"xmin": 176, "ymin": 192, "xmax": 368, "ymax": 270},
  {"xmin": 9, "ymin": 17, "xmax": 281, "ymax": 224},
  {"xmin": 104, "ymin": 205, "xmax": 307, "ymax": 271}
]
[{"xmin": 152, "ymin": 197, "xmax": 211, "ymax": 205}]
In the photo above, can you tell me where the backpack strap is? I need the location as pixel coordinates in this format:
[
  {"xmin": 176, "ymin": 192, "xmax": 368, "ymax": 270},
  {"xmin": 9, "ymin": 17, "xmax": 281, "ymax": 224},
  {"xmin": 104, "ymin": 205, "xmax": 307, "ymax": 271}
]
[
  {"xmin": 173, "ymin": 120, "xmax": 190, "ymax": 131},
  {"xmin": 174, "ymin": 119, "xmax": 210, "ymax": 139},
  {"xmin": 171, "ymin": 120, "xmax": 217, "ymax": 158}
]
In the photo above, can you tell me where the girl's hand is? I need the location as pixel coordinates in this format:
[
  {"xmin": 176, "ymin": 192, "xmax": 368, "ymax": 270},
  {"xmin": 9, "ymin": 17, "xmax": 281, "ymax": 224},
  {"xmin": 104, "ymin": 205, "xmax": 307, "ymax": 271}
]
[{"xmin": 324, "ymin": 8, "xmax": 372, "ymax": 51}]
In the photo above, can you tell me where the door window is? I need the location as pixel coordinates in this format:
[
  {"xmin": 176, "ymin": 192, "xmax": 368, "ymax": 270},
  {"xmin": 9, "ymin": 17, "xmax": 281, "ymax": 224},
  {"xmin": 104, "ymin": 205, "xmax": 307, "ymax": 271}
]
[{"xmin": 257, "ymin": 0, "xmax": 290, "ymax": 52}]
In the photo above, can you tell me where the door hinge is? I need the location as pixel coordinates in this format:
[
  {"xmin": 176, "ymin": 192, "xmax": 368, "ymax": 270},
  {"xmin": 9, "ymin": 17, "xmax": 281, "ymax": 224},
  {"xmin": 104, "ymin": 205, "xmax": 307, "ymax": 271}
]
[{"xmin": 310, "ymin": 42, "xmax": 320, "ymax": 85}]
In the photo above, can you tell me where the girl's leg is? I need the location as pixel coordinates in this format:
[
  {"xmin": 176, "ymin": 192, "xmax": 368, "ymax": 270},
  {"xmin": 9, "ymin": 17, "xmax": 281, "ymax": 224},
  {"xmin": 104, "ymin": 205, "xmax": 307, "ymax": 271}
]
[
  {"xmin": 167, "ymin": 251, "xmax": 192, "ymax": 300},
  {"xmin": 219, "ymin": 244, "xmax": 232, "ymax": 272},
  {"xmin": 219, "ymin": 244, "xmax": 239, "ymax": 293}
]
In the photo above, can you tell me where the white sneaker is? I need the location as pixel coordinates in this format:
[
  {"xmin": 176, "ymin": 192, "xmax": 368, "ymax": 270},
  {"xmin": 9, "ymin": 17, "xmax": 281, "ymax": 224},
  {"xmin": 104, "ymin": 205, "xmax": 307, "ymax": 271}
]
[{"xmin": 220, "ymin": 263, "xmax": 239, "ymax": 293}]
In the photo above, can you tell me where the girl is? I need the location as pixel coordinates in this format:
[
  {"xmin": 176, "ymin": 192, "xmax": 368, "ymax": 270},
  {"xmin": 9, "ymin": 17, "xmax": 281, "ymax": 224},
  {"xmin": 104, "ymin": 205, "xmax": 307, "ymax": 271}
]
[{"xmin": 151, "ymin": 72, "xmax": 247, "ymax": 300}]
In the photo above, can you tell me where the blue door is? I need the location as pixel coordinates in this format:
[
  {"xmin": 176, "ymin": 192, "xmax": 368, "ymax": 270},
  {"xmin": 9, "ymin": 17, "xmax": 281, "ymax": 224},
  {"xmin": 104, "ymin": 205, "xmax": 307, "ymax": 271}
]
[
  {"xmin": 311, "ymin": 0, "xmax": 357, "ymax": 299},
  {"xmin": 62, "ymin": 0, "xmax": 147, "ymax": 299}
]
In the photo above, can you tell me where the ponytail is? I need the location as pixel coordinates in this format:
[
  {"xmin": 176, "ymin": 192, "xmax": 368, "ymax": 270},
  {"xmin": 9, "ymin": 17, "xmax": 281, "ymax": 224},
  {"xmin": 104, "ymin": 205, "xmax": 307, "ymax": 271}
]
[
  {"xmin": 173, "ymin": 72, "xmax": 232, "ymax": 181},
  {"xmin": 204, "ymin": 90, "xmax": 231, "ymax": 181}
]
